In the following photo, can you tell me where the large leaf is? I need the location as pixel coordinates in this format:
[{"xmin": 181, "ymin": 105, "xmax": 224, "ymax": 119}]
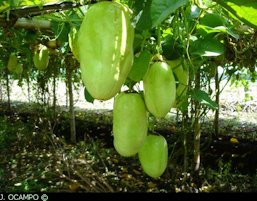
[
  {"xmin": 150, "ymin": 0, "xmax": 189, "ymax": 28},
  {"xmin": 190, "ymin": 37, "xmax": 224, "ymax": 57},
  {"xmin": 189, "ymin": 89, "xmax": 218, "ymax": 110},
  {"xmin": 213, "ymin": 0, "xmax": 257, "ymax": 29},
  {"xmin": 198, "ymin": 13, "xmax": 239, "ymax": 39},
  {"xmin": 197, "ymin": 25, "xmax": 239, "ymax": 40},
  {"xmin": 136, "ymin": 0, "xmax": 152, "ymax": 31}
]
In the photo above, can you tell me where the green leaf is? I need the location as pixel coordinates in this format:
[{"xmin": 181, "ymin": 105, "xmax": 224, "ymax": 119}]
[
  {"xmin": 0, "ymin": 0, "xmax": 9, "ymax": 13},
  {"xmin": 128, "ymin": 50, "xmax": 152, "ymax": 82},
  {"xmin": 51, "ymin": 21, "xmax": 70, "ymax": 43},
  {"xmin": 198, "ymin": 12, "xmax": 239, "ymax": 39},
  {"xmin": 213, "ymin": 0, "xmax": 257, "ymax": 29},
  {"xmin": 176, "ymin": 94, "xmax": 189, "ymax": 113},
  {"xmin": 162, "ymin": 35, "xmax": 183, "ymax": 60},
  {"xmin": 133, "ymin": 33, "xmax": 145, "ymax": 53},
  {"xmin": 190, "ymin": 37, "xmax": 224, "ymax": 57},
  {"xmin": 150, "ymin": 0, "xmax": 189, "ymax": 28},
  {"xmin": 84, "ymin": 87, "xmax": 94, "ymax": 103},
  {"xmin": 197, "ymin": 25, "xmax": 239, "ymax": 40},
  {"xmin": 200, "ymin": 13, "xmax": 225, "ymax": 28},
  {"xmin": 189, "ymin": 89, "xmax": 218, "ymax": 110},
  {"xmin": 136, "ymin": 0, "xmax": 152, "ymax": 31}
]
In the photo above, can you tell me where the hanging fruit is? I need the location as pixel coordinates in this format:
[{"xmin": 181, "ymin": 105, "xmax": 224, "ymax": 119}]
[
  {"xmin": 7, "ymin": 53, "xmax": 18, "ymax": 73},
  {"xmin": 113, "ymin": 92, "xmax": 148, "ymax": 157},
  {"xmin": 33, "ymin": 44, "xmax": 49, "ymax": 71},
  {"xmin": 77, "ymin": 1, "xmax": 134, "ymax": 100},
  {"xmin": 167, "ymin": 59, "xmax": 189, "ymax": 107},
  {"xmin": 143, "ymin": 57, "xmax": 176, "ymax": 118},
  {"xmin": 68, "ymin": 26, "xmax": 79, "ymax": 61},
  {"xmin": 138, "ymin": 134, "xmax": 168, "ymax": 178}
]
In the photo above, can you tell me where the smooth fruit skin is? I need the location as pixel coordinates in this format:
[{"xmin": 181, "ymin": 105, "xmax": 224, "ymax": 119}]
[
  {"xmin": 14, "ymin": 63, "xmax": 23, "ymax": 75},
  {"xmin": 77, "ymin": 1, "xmax": 134, "ymax": 100},
  {"xmin": 138, "ymin": 134, "xmax": 168, "ymax": 178},
  {"xmin": 68, "ymin": 26, "xmax": 79, "ymax": 61},
  {"xmin": 7, "ymin": 53, "xmax": 18, "ymax": 73},
  {"xmin": 143, "ymin": 61, "xmax": 176, "ymax": 118},
  {"xmin": 113, "ymin": 92, "xmax": 148, "ymax": 157},
  {"xmin": 33, "ymin": 45, "xmax": 49, "ymax": 71},
  {"xmin": 167, "ymin": 59, "xmax": 189, "ymax": 107}
]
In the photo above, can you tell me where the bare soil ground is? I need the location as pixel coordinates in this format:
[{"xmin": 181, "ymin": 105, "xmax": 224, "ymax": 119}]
[
  {"xmin": 1, "ymin": 80, "xmax": 257, "ymax": 193},
  {"xmin": 1, "ymin": 79, "xmax": 257, "ymax": 123}
]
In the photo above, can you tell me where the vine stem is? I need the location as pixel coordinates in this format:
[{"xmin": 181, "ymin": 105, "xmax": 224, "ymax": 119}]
[
  {"xmin": 0, "ymin": 1, "xmax": 94, "ymax": 28},
  {"xmin": 7, "ymin": 1, "xmax": 89, "ymax": 19},
  {"xmin": 156, "ymin": 26, "xmax": 163, "ymax": 56}
]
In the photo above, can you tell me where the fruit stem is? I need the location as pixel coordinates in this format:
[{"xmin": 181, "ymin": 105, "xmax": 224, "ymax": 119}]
[{"xmin": 156, "ymin": 26, "xmax": 163, "ymax": 56}]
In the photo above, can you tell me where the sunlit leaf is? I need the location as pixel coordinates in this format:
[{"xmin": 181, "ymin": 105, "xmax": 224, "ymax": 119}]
[
  {"xmin": 190, "ymin": 37, "xmax": 224, "ymax": 57},
  {"xmin": 213, "ymin": 0, "xmax": 257, "ymax": 29},
  {"xmin": 197, "ymin": 25, "xmax": 239, "ymax": 40}
]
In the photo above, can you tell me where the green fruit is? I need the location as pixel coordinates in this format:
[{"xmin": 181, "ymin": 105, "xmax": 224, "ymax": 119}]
[
  {"xmin": 77, "ymin": 1, "xmax": 134, "ymax": 100},
  {"xmin": 68, "ymin": 26, "xmax": 79, "ymax": 61},
  {"xmin": 143, "ymin": 60, "xmax": 176, "ymax": 118},
  {"xmin": 14, "ymin": 63, "xmax": 23, "ymax": 75},
  {"xmin": 113, "ymin": 92, "xmax": 148, "ymax": 157},
  {"xmin": 7, "ymin": 53, "xmax": 18, "ymax": 73},
  {"xmin": 167, "ymin": 59, "xmax": 189, "ymax": 98},
  {"xmin": 47, "ymin": 39, "xmax": 57, "ymax": 49},
  {"xmin": 33, "ymin": 44, "xmax": 49, "ymax": 71},
  {"xmin": 138, "ymin": 134, "xmax": 168, "ymax": 178}
]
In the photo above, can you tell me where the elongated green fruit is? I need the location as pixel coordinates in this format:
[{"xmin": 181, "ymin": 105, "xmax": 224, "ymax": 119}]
[
  {"xmin": 7, "ymin": 53, "xmax": 18, "ymax": 73},
  {"xmin": 138, "ymin": 134, "xmax": 168, "ymax": 178},
  {"xmin": 167, "ymin": 59, "xmax": 189, "ymax": 98},
  {"xmin": 113, "ymin": 92, "xmax": 148, "ymax": 157},
  {"xmin": 33, "ymin": 44, "xmax": 49, "ymax": 71},
  {"xmin": 143, "ymin": 60, "xmax": 176, "ymax": 118},
  {"xmin": 68, "ymin": 26, "xmax": 79, "ymax": 61},
  {"xmin": 78, "ymin": 1, "xmax": 134, "ymax": 100},
  {"xmin": 14, "ymin": 63, "xmax": 23, "ymax": 75}
]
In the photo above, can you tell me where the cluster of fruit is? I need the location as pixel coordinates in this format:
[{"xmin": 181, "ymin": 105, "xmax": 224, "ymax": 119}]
[
  {"xmin": 74, "ymin": 1, "xmax": 188, "ymax": 179},
  {"xmin": 7, "ymin": 42, "xmax": 49, "ymax": 76}
]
